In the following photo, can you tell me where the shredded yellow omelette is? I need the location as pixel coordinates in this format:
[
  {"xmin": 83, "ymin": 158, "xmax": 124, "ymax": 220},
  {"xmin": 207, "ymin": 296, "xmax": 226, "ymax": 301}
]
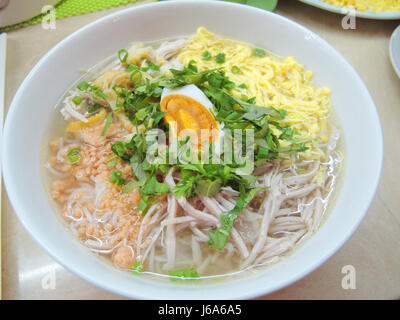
[
  {"xmin": 178, "ymin": 27, "xmax": 332, "ymax": 161},
  {"xmin": 321, "ymin": 0, "xmax": 400, "ymax": 12}
]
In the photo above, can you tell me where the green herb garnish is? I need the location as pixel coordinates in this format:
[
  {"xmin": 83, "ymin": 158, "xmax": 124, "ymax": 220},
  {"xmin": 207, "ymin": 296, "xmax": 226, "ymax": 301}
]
[
  {"xmin": 122, "ymin": 180, "xmax": 144, "ymax": 194},
  {"xmin": 168, "ymin": 268, "xmax": 200, "ymax": 281},
  {"xmin": 253, "ymin": 48, "xmax": 266, "ymax": 57},
  {"xmin": 101, "ymin": 112, "xmax": 113, "ymax": 136},
  {"xmin": 202, "ymin": 50, "xmax": 212, "ymax": 60},
  {"xmin": 110, "ymin": 170, "xmax": 128, "ymax": 186},
  {"xmin": 231, "ymin": 65, "xmax": 240, "ymax": 74},
  {"xmin": 215, "ymin": 53, "xmax": 226, "ymax": 64},
  {"xmin": 195, "ymin": 178, "xmax": 223, "ymax": 197},
  {"xmin": 118, "ymin": 49, "xmax": 128, "ymax": 63},
  {"xmin": 144, "ymin": 59, "xmax": 160, "ymax": 71},
  {"xmin": 88, "ymin": 103, "xmax": 101, "ymax": 114},
  {"xmin": 77, "ymin": 81, "xmax": 90, "ymax": 91},
  {"xmin": 66, "ymin": 148, "xmax": 81, "ymax": 164},
  {"xmin": 140, "ymin": 175, "xmax": 170, "ymax": 196},
  {"xmin": 106, "ymin": 155, "xmax": 121, "ymax": 168},
  {"xmin": 72, "ymin": 96, "xmax": 83, "ymax": 105},
  {"xmin": 132, "ymin": 263, "xmax": 143, "ymax": 274},
  {"xmin": 76, "ymin": 81, "xmax": 108, "ymax": 100},
  {"xmin": 208, "ymin": 186, "xmax": 265, "ymax": 250}
]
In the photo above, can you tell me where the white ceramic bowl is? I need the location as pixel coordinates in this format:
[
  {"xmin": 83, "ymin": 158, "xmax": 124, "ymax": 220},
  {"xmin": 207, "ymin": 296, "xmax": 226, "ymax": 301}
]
[
  {"xmin": 390, "ymin": 25, "xmax": 400, "ymax": 78},
  {"xmin": 2, "ymin": 0, "xmax": 383, "ymax": 299},
  {"xmin": 299, "ymin": 0, "xmax": 400, "ymax": 20}
]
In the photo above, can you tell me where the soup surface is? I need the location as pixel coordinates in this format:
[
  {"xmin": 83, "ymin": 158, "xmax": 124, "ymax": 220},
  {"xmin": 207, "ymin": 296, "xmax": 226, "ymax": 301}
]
[{"xmin": 45, "ymin": 27, "xmax": 342, "ymax": 280}]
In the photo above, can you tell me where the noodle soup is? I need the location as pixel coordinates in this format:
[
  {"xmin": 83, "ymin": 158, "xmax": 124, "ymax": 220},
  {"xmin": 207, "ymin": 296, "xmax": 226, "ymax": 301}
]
[{"xmin": 44, "ymin": 27, "xmax": 342, "ymax": 281}]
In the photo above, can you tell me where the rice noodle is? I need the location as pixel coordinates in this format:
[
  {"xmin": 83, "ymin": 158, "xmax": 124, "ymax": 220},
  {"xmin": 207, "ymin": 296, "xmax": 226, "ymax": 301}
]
[
  {"xmin": 241, "ymin": 173, "xmax": 283, "ymax": 268},
  {"xmin": 165, "ymin": 169, "xmax": 219, "ymax": 225},
  {"xmin": 164, "ymin": 195, "xmax": 177, "ymax": 270},
  {"xmin": 45, "ymin": 162, "xmax": 67, "ymax": 177}
]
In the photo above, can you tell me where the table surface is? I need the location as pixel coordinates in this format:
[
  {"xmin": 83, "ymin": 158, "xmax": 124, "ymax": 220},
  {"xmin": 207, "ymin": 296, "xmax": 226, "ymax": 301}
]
[{"xmin": 1, "ymin": 0, "xmax": 400, "ymax": 300}]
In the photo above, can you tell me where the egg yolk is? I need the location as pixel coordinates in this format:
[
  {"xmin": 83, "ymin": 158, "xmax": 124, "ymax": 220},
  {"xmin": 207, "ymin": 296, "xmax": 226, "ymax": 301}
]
[{"xmin": 160, "ymin": 94, "xmax": 219, "ymax": 148}]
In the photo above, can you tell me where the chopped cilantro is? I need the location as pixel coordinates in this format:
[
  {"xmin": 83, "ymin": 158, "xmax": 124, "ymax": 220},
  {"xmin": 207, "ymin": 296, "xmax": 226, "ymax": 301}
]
[{"xmin": 110, "ymin": 170, "xmax": 128, "ymax": 186}]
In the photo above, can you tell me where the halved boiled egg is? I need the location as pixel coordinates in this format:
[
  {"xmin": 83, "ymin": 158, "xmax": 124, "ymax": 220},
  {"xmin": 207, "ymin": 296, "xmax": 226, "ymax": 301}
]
[{"xmin": 160, "ymin": 84, "xmax": 224, "ymax": 151}]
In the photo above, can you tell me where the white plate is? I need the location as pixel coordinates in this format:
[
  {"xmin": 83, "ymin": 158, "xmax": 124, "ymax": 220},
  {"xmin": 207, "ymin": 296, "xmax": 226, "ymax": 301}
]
[
  {"xmin": 0, "ymin": 0, "xmax": 57, "ymax": 28},
  {"xmin": 2, "ymin": 0, "xmax": 383, "ymax": 299},
  {"xmin": 299, "ymin": 0, "xmax": 400, "ymax": 20},
  {"xmin": 390, "ymin": 25, "xmax": 400, "ymax": 78}
]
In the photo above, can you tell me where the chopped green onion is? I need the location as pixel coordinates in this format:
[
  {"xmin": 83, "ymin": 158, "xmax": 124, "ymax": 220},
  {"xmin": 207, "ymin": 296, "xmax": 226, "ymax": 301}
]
[
  {"xmin": 77, "ymin": 80, "xmax": 107, "ymax": 100},
  {"xmin": 215, "ymin": 53, "xmax": 226, "ymax": 64},
  {"xmin": 72, "ymin": 96, "xmax": 83, "ymax": 105},
  {"xmin": 77, "ymin": 81, "xmax": 90, "ymax": 91},
  {"xmin": 118, "ymin": 49, "xmax": 128, "ymax": 63},
  {"xmin": 67, "ymin": 148, "xmax": 81, "ymax": 164},
  {"xmin": 238, "ymin": 83, "xmax": 247, "ymax": 89},
  {"xmin": 231, "ymin": 65, "xmax": 240, "ymax": 74},
  {"xmin": 168, "ymin": 268, "xmax": 200, "ymax": 282},
  {"xmin": 202, "ymin": 50, "xmax": 212, "ymax": 60},
  {"xmin": 94, "ymin": 89, "xmax": 107, "ymax": 99},
  {"xmin": 144, "ymin": 59, "xmax": 160, "ymax": 71},
  {"xmin": 253, "ymin": 48, "xmax": 266, "ymax": 57},
  {"xmin": 131, "ymin": 263, "xmax": 143, "ymax": 274},
  {"xmin": 126, "ymin": 64, "xmax": 137, "ymax": 72},
  {"xmin": 101, "ymin": 112, "xmax": 113, "ymax": 136}
]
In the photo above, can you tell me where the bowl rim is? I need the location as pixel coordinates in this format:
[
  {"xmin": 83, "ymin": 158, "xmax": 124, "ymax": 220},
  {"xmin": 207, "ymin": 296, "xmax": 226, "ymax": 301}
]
[
  {"xmin": 2, "ymin": 0, "xmax": 383, "ymax": 299},
  {"xmin": 389, "ymin": 25, "xmax": 400, "ymax": 79}
]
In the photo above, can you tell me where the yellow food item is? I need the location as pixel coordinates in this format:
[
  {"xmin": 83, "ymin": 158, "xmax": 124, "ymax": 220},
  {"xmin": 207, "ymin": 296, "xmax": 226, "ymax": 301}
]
[
  {"xmin": 93, "ymin": 68, "xmax": 152, "ymax": 105},
  {"xmin": 161, "ymin": 84, "xmax": 222, "ymax": 148},
  {"xmin": 178, "ymin": 27, "xmax": 332, "ymax": 160},
  {"xmin": 65, "ymin": 108, "xmax": 107, "ymax": 133},
  {"xmin": 321, "ymin": 0, "xmax": 400, "ymax": 12},
  {"xmin": 93, "ymin": 70, "xmax": 132, "ymax": 91},
  {"xmin": 126, "ymin": 44, "xmax": 152, "ymax": 66},
  {"xmin": 161, "ymin": 94, "xmax": 219, "ymax": 146},
  {"xmin": 93, "ymin": 70, "xmax": 132, "ymax": 103}
]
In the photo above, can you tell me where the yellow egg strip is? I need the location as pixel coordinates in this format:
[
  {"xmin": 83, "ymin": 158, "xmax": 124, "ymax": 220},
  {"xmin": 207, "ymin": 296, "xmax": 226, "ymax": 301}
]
[
  {"xmin": 66, "ymin": 108, "xmax": 107, "ymax": 133},
  {"xmin": 320, "ymin": 0, "xmax": 400, "ymax": 12},
  {"xmin": 178, "ymin": 27, "xmax": 333, "ymax": 161}
]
